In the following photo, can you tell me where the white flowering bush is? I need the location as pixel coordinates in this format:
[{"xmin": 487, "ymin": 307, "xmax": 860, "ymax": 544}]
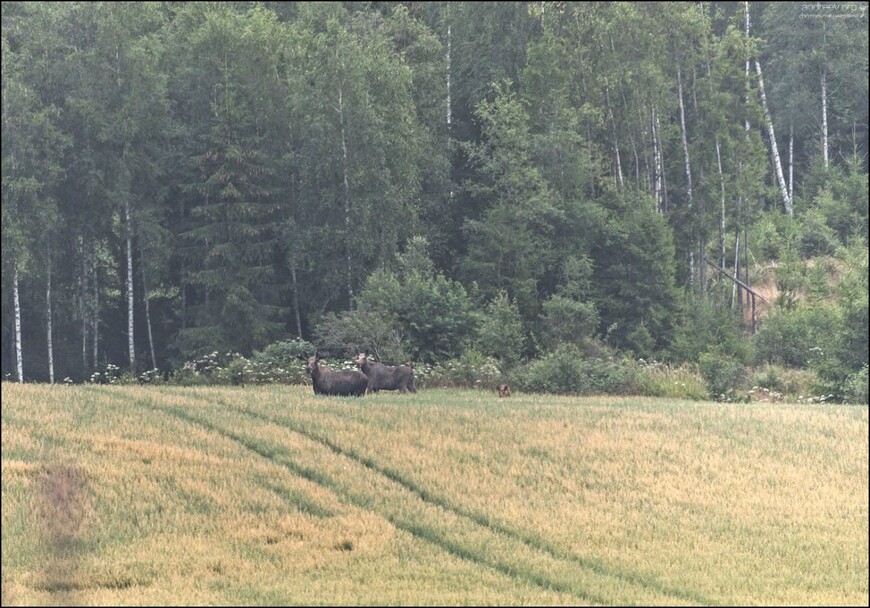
[
  {"xmin": 90, "ymin": 363, "xmax": 128, "ymax": 385},
  {"xmin": 170, "ymin": 350, "xmax": 308, "ymax": 386},
  {"xmin": 413, "ymin": 350, "xmax": 502, "ymax": 390}
]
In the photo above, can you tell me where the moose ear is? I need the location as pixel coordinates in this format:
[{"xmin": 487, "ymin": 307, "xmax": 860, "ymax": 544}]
[{"xmin": 296, "ymin": 353, "xmax": 308, "ymax": 360}]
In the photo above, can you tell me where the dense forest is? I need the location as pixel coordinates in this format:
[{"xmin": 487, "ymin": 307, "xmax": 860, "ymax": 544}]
[{"xmin": 2, "ymin": 2, "xmax": 868, "ymax": 401}]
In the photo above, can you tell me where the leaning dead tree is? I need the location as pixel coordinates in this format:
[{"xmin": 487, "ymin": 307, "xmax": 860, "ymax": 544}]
[{"xmin": 704, "ymin": 257, "xmax": 769, "ymax": 334}]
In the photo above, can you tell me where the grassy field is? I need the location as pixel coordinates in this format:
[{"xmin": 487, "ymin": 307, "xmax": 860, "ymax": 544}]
[{"xmin": 1, "ymin": 383, "xmax": 867, "ymax": 606}]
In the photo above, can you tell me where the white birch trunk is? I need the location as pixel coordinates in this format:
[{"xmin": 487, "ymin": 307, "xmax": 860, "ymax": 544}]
[
  {"xmin": 81, "ymin": 242, "xmax": 89, "ymax": 372},
  {"xmin": 14, "ymin": 262, "xmax": 24, "ymax": 383},
  {"xmin": 689, "ymin": 251, "xmax": 695, "ymax": 289},
  {"xmin": 125, "ymin": 198, "xmax": 136, "ymax": 373},
  {"xmin": 446, "ymin": 20, "xmax": 451, "ymax": 128},
  {"xmin": 291, "ymin": 264, "xmax": 303, "ymax": 339},
  {"xmin": 731, "ymin": 230, "xmax": 740, "ymax": 308},
  {"xmin": 656, "ymin": 110, "xmax": 668, "ymax": 212},
  {"xmin": 821, "ymin": 69, "xmax": 829, "ymax": 168},
  {"xmin": 92, "ymin": 246, "xmax": 98, "ymax": 370},
  {"xmin": 652, "ymin": 108, "xmax": 663, "ymax": 212},
  {"xmin": 605, "ymin": 85, "xmax": 624, "ymax": 189},
  {"xmin": 338, "ymin": 80, "xmax": 353, "ymax": 309},
  {"xmin": 716, "ymin": 135, "xmax": 726, "ymax": 269},
  {"xmin": 744, "ymin": 2, "xmax": 751, "ymax": 134},
  {"xmin": 677, "ymin": 64, "xmax": 694, "ymax": 209},
  {"xmin": 755, "ymin": 58, "xmax": 792, "ymax": 214},
  {"xmin": 140, "ymin": 244, "xmax": 157, "ymax": 371},
  {"xmin": 677, "ymin": 64, "xmax": 695, "ymax": 288},
  {"xmin": 789, "ymin": 124, "xmax": 794, "ymax": 201},
  {"xmin": 47, "ymin": 251, "xmax": 54, "ymax": 384},
  {"xmin": 631, "ymin": 134, "xmax": 640, "ymax": 190},
  {"xmin": 705, "ymin": 45, "xmax": 727, "ymax": 270}
]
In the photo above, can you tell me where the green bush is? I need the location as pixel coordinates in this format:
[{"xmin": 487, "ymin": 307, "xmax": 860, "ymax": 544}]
[
  {"xmin": 753, "ymin": 211, "xmax": 786, "ymax": 260},
  {"xmin": 314, "ymin": 254, "xmax": 479, "ymax": 365},
  {"xmin": 252, "ymin": 338, "xmax": 315, "ymax": 365},
  {"xmin": 540, "ymin": 295, "xmax": 599, "ymax": 350},
  {"xmin": 670, "ymin": 294, "xmax": 752, "ymax": 365},
  {"xmin": 476, "ymin": 291, "xmax": 525, "ymax": 368},
  {"xmin": 698, "ymin": 350, "xmax": 748, "ymax": 401},
  {"xmin": 250, "ymin": 338, "xmax": 316, "ymax": 384},
  {"xmin": 798, "ymin": 204, "xmax": 839, "ymax": 257},
  {"xmin": 753, "ymin": 304, "xmax": 840, "ymax": 368},
  {"xmin": 747, "ymin": 364, "xmax": 820, "ymax": 402},
  {"xmin": 629, "ymin": 360, "xmax": 708, "ymax": 400},
  {"xmin": 843, "ymin": 364, "xmax": 869, "ymax": 404},
  {"xmin": 413, "ymin": 349, "xmax": 502, "ymax": 390},
  {"xmin": 169, "ymin": 350, "xmax": 307, "ymax": 386},
  {"xmin": 511, "ymin": 343, "xmax": 630, "ymax": 395}
]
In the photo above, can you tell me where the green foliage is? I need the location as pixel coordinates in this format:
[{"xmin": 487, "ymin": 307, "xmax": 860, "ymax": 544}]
[
  {"xmin": 753, "ymin": 304, "xmax": 841, "ymax": 368},
  {"xmin": 749, "ymin": 364, "xmax": 819, "ymax": 400},
  {"xmin": 1, "ymin": 2, "xmax": 866, "ymax": 399},
  {"xmin": 629, "ymin": 360, "xmax": 708, "ymax": 400},
  {"xmin": 772, "ymin": 219, "xmax": 806, "ymax": 309},
  {"xmin": 476, "ymin": 291, "xmax": 525, "ymax": 368},
  {"xmin": 754, "ymin": 211, "xmax": 787, "ymax": 261},
  {"xmin": 810, "ymin": 244, "xmax": 869, "ymax": 398},
  {"xmin": 753, "ymin": 243, "xmax": 867, "ymax": 401},
  {"xmin": 843, "ymin": 364, "xmax": 869, "ymax": 404},
  {"xmin": 250, "ymin": 338, "xmax": 315, "ymax": 385},
  {"xmin": 169, "ymin": 350, "xmax": 305, "ymax": 386},
  {"xmin": 670, "ymin": 294, "xmax": 751, "ymax": 364},
  {"xmin": 413, "ymin": 349, "xmax": 503, "ymax": 390},
  {"xmin": 460, "ymin": 81, "xmax": 565, "ymax": 321},
  {"xmin": 540, "ymin": 255, "xmax": 600, "ymax": 350},
  {"xmin": 511, "ymin": 343, "xmax": 630, "ymax": 395},
  {"xmin": 315, "ymin": 240, "xmax": 478, "ymax": 364},
  {"xmin": 798, "ymin": 203, "xmax": 840, "ymax": 257},
  {"xmin": 591, "ymin": 192, "xmax": 678, "ymax": 354},
  {"xmin": 399, "ymin": 269, "xmax": 479, "ymax": 363},
  {"xmin": 251, "ymin": 338, "xmax": 315, "ymax": 365},
  {"xmin": 698, "ymin": 350, "xmax": 748, "ymax": 401},
  {"xmin": 540, "ymin": 296, "xmax": 600, "ymax": 350}
]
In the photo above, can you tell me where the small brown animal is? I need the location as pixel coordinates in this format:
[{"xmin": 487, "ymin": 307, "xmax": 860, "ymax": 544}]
[{"xmin": 498, "ymin": 384, "xmax": 511, "ymax": 398}]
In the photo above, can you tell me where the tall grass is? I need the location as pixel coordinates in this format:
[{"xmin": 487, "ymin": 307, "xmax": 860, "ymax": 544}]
[{"xmin": 2, "ymin": 383, "xmax": 867, "ymax": 605}]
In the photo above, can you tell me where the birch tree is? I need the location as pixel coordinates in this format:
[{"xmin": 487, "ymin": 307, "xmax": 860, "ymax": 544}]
[{"xmin": 1, "ymin": 21, "xmax": 67, "ymax": 382}]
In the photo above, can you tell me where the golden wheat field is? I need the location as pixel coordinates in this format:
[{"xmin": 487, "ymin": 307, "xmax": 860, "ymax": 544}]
[{"xmin": 1, "ymin": 383, "xmax": 867, "ymax": 606}]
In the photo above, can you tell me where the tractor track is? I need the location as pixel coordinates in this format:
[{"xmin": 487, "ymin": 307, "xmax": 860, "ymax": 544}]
[{"xmin": 100, "ymin": 385, "xmax": 713, "ymax": 606}]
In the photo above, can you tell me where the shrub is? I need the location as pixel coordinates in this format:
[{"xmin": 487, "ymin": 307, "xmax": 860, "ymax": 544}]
[
  {"xmin": 799, "ymin": 204, "xmax": 840, "ymax": 257},
  {"xmin": 749, "ymin": 364, "xmax": 818, "ymax": 398},
  {"xmin": 843, "ymin": 364, "xmax": 869, "ymax": 404},
  {"xmin": 476, "ymin": 291, "xmax": 525, "ymax": 368},
  {"xmin": 169, "ymin": 351, "xmax": 305, "ymax": 386},
  {"xmin": 698, "ymin": 351, "xmax": 747, "ymax": 401},
  {"xmin": 670, "ymin": 294, "xmax": 752, "ymax": 365},
  {"xmin": 629, "ymin": 360, "xmax": 708, "ymax": 400},
  {"xmin": 314, "ymin": 261, "xmax": 479, "ymax": 365},
  {"xmin": 541, "ymin": 295, "xmax": 600, "ymax": 351},
  {"xmin": 510, "ymin": 343, "xmax": 630, "ymax": 395},
  {"xmin": 137, "ymin": 368, "xmax": 163, "ymax": 385},
  {"xmin": 89, "ymin": 363, "xmax": 129, "ymax": 385},
  {"xmin": 251, "ymin": 338, "xmax": 315, "ymax": 384},
  {"xmin": 753, "ymin": 304, "xmax": 841, "ymax": 368},
  {"xmin": 413, "ymin": 350, "xmax": 502, "ymax": 390}
]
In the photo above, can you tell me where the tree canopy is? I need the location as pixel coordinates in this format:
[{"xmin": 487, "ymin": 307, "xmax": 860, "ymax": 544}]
[{"xmin": 2, "ymin": 2, "xmax": 867, "ymax": 400}]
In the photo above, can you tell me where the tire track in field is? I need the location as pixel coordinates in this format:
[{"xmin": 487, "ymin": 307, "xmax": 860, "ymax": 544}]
[
  {"xmin": 158, "ymin": 388, "xmax": 714, "ymax": 606},
  {"xmin": 119, "ymin": 388, "xmax": 610, "ymax": 604}
]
